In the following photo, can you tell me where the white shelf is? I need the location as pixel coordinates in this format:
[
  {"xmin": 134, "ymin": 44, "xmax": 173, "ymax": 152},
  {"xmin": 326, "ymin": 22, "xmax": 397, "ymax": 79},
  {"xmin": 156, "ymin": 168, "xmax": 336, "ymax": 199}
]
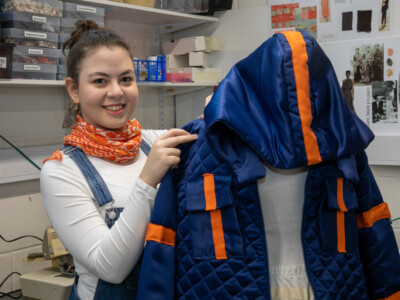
[
  {"xmin": 0, "ymin": 79, "xmax": 219, "ymax": 87},
  {"xmin": 71, "ymin": 0, "xmax": 218, "ymax": 24}
]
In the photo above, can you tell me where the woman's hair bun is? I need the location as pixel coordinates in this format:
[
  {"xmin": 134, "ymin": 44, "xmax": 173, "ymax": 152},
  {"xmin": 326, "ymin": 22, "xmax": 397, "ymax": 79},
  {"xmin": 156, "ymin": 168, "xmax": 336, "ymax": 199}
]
[{"xmin": 75, "ymin": 19, "xmax": 100, "ymax": 31}]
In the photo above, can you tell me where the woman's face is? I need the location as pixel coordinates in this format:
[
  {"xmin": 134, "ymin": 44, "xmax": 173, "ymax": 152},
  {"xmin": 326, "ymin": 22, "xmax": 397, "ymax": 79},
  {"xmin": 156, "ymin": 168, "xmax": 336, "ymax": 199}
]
[{"xmin": 67, "ymin": 46, "xmax": 138, "ymax": 131}]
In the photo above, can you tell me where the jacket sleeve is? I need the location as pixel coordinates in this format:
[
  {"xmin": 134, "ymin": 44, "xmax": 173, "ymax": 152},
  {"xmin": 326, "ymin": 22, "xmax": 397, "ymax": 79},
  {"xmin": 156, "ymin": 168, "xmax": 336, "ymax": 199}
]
[
  {"xmin": 356, "ymin": 151, "xmax": 400, "ymax": 299},
  {"xmin": 137, "ymin": 170, "xmax": 177, "ymax": 300}
]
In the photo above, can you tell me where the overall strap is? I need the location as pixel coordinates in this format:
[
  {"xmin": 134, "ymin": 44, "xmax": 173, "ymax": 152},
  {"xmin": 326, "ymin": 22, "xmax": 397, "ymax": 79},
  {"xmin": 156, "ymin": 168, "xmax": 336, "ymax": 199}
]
[
  {"xmin": 63, "ymin": 141, "xmax": 151, "ymax": 207},
  {"xmin": 63, "ymin": 145, "xmax": 113, "ymax": 207}
]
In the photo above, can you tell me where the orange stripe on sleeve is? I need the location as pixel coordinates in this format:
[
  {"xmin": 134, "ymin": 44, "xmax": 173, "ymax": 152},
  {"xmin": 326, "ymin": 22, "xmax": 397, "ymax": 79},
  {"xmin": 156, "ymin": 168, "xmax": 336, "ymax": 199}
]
[
  {"xmin": 203, "ymin": 174, "xmax": 227, "ymax": 259},
  {"xmin": 357, "ymin": 203, "xmax": 391, "ymax": 228},
  {"xmin": 336, "ymin": 178, "xmax": 347, "ymax": 253},
  {"xmin": 378, "ymin": 290, "xmax": 400, "ymax": 300},
  {"xmin": 282, "ymin": 31, "xmax": 322, "ymax": 165},
  {"xmin": 145, "ymin": 223, "xmax": 176, "ymax": 246}
]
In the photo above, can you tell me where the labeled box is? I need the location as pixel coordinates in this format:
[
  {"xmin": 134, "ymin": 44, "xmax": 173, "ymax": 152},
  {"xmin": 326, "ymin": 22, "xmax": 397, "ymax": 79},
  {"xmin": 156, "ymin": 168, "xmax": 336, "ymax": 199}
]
[
  {"xmin": 1, "ymin": 28, "xmax": 58, "ymax": 48},
  {"xmin": 0, "ymin": 43, "xmax": 14, "ymax": 78},
  {"xmin": 63, "ymin": 2, "xmax": 105, "ymax": 22},
  {"xmin": 12, "ymin": 61, "xmax": 57, "ymax": 79},
  {"xmin": 13, "ymin": 45, "xmax": 59, "ymax": 64},
  {"xmin": 162, "ymin": 36, "xmax": 206, "ymax": 55},
  {"xmin": 0, "ymin": 11, "xmax": 61, "ymax": 33},
  {"xmin": 0, "ymin": 0, "xmax": 63, "ymax": 17}
]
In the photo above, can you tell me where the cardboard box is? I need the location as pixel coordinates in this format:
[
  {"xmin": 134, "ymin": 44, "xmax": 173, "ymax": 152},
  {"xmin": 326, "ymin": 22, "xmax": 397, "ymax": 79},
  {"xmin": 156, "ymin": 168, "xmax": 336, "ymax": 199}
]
[
  {"xmin": 205, "ymin": 36, "xmax": 221, "ymax": 52},
  {"xmin": 189, "ymin": 51, "xmax": 210, "ymax": 67},
  {"xmin": 162, "ymin": 36, "xmax": 206, "ymax": 55},
  {"xmin": 166, "ymin": 54, "xmax": 189, "ymax": 69},
  {"xmin": 123, "ymin": 0, "xmax": 154, "ymax": 7}
]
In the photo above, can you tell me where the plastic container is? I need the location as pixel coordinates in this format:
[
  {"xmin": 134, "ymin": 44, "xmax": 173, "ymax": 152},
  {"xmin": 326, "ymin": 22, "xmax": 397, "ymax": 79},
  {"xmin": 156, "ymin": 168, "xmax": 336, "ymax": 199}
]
[
  {"xmin": 58, "ymin": 48, "xmax": 68, "ymax": 64},
  {"xmin": 12, "ymin": 45, "xmax": 58, "ymax": 64},
  {"xmin": 0, "ymin": 0, "xmax": 63, "ymax": 17},
  {"xmin": 56, "ymin": 63, "xmax": 66, "ymax": 80},
  {"xmin": 1, "ymin": 28, "xmax": 58, "ymax": 48},
  {"xmin": 0, "ymin": 11, "xmax": 60, "ymax": 33},
  {"xmin": 11, "ymin": 61, "xmax": 56, "ymax": 79},
  {"xmin": 60, "ymin": 17, "xmax": 104, "ymax": 34},
  {"xmin": 0, "ymin": 43, "xmax": 14, "ymax": 78},
  {"xmin": 134, "ymin": 54, "xmax": 166, "ymax": 82},
  {"xmin": 166, "ymin": 72, "xmax": 191, "ymax": 82},
  {"xmin": 57, "ymin": 33, "xmax": 68, "ymax": 49},
  {"xmin": 63, "ymin": 2, "xmax": 105, "ymax": 22}
]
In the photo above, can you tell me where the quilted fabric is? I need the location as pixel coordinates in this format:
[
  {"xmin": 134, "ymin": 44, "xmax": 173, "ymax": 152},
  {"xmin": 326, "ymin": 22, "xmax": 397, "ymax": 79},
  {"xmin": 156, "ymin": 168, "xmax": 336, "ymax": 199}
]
[
  {"xmin": 174, "ymin": 119, "xmax": 269, "ymax": 299},
  {"xmin": 137, "ymin": 30, "xmax": 400, "ymax": 299}
]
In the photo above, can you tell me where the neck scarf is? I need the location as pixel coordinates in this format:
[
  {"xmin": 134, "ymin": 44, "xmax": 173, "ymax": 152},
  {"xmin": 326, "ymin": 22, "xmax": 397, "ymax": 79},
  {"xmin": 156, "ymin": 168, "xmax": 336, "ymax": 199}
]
[{"xmin": 44, "ymin": 114, "xmax": 142, "ymax": 164}]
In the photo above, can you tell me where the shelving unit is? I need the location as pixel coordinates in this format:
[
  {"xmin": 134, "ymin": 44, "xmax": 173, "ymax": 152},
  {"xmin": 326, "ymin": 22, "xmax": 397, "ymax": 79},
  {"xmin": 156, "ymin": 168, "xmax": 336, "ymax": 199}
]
[{"xmin": 0, "ymin": 1, "xmax": 220, "ymax": 184}]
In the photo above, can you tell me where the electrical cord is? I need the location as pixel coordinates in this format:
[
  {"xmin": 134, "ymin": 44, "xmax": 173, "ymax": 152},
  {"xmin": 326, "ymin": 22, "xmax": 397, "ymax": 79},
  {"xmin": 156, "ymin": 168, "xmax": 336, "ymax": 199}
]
[
  {"xmin": 0, "ymin": 134, "xmax": 41, "ymax": 171},
  {"xmin": 0, "ymin": 272, "xmax": 22, "ymax": 299},
  {"xmin": 0, "ymin": 234, "xmax": 43, "ymax": 243}
]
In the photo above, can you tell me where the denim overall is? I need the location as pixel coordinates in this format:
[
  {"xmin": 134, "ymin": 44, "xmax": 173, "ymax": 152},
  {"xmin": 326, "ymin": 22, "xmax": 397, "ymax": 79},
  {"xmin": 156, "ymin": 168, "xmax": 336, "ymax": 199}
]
[{"xmin": 64, "ymin": 140, "xmax": 151, "ymax": 300}]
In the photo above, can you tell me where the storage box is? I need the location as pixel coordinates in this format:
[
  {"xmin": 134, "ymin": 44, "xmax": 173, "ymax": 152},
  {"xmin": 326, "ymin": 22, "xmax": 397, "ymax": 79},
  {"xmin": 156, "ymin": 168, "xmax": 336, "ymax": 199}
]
[
  {"xmin": 58, "ymin": 33, "xmax": 69, "ymax": 49},
  {"xmin": 56, "ymin": 63, "xmax": 66, "ymax": 80},
  {"xmin": 122, "ymin": 0, "xmax": 154, "ymax": 7},
  {"xmin": 1, "ymin": 28, "xmax": 58, "ymax": 48},
  {"xmin": 0, "ymin": 0, "xmax": 63, "ymax": 17},
  {"xmin": 168, "ymin": 67, "xmax": 221, "ymax": 82},
  {"xmin": 162, "ymin": 36, "xmax": 206, "ymax": 55},
  {"xmin": 0, "ymin": 11, "xmax": 60, "ymax": 33},
  {"xmin": 63, "ymin": 2, "xmax": 105, "ymax": 22},
  {"xmin": 205, "ymin": 36, "xmax": 220, "ymax": 52},
  {"xmin": 166, "ymin": 54, "xmax": 189, "ymax": 69},
  {"xmin": 13, "ymin": 45, "xmax": 59, "ymax": 64},
  {"xmin": 166, "ymin": 71, "xmax": 192, "ymax": 82},
  {"xmin": 0, "ymin": 43, "xmax": 14, "ymax": 78},
  {"xmin": 60, "ymin": 17, "xmax": 104, "ymax": 34},
  {"xmin": 189, "ymin": 51, "xmax": 209, "ymax": 67},
  {"xmin": 12, "ymin": 61, "xmax": 57, "ymax": 79},
  {"xmin": 134, "ymin": 55, "xmax": 166, "ymax": 82}
]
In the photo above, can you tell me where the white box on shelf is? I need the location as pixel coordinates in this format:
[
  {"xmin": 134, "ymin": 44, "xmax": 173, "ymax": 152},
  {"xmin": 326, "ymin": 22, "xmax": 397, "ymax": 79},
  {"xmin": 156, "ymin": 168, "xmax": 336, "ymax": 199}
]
[
  {"xmin": 166, "ymin": 54, "xmax": 189, "ymax": 69},
  {"xmin": 189, "ymin": 51, "xmax": 209, "ymax": 67},
  {"xmin": 167, "ymin": 67, "xmax": 222, "ymax": 82},
  {"xmin": 205, "ymin": 36, "xmax": 221, "ymax": 52},
  {"xmin": 162, "ymin": 36, "xmax": 206, "ymax": 55}
]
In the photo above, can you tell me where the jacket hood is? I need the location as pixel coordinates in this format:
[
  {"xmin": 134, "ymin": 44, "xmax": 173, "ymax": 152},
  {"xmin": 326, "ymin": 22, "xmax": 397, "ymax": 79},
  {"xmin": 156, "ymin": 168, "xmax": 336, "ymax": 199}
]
[{"xmin": 204, "ymin": 31, "xmax": 374, "ymax": 170}]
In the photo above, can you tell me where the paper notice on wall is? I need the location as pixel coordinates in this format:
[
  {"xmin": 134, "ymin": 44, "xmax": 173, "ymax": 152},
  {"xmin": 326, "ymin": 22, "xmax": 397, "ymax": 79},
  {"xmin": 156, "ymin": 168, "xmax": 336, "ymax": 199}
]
[
  {"xmin": 322, "ymin": 36, "xmax": 400, "ymax": 136},
  {"xmin": 268, "ymin": 0, "xmax": 392, "ymax": 42}
]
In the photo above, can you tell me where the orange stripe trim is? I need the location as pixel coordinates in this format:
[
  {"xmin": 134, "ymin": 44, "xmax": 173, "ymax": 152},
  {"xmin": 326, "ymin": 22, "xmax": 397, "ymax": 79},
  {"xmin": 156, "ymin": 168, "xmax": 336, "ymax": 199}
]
[
  {"xmin": 203, "ymin": 174, "xmax": 227, "ymax": 259},
  {"xmin": 145, "ymin": 223, "xmax": 176, "ymax": 246},
  {"xmin": 210, "ymin": 210, "xmax": 228, "ymax": 259},
  {"xmin": 282, "ymin": 31, "xmax": 322, "ymax": 165},
  {"xmin": 378, "ymin": 291, "xmax": 400, "ymax": 300},
  {"xmin": 357, "ymin": 203, "xmax": 391, "ymax": 228},
  {"xmin": 336, "ymin": 178, "xmax": 347, "ymax": 253},
  {"xmin": 203, "ymin": 174, "xmax": 217, "ymax": 211}
]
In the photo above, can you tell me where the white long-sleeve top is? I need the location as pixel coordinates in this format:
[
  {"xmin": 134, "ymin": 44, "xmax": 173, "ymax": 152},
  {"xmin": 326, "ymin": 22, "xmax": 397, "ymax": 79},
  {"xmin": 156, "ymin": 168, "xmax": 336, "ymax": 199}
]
[{"xmin": 40, "ymin": 130, "xmax": 164, "ymax": 300}]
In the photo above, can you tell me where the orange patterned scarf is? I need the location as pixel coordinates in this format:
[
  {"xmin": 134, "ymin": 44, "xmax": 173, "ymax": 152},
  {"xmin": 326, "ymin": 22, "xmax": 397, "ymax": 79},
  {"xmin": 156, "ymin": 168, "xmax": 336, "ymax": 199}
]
[{"xmin": 44, "ymin": 114, "xmax": 142, "ymax": 164}]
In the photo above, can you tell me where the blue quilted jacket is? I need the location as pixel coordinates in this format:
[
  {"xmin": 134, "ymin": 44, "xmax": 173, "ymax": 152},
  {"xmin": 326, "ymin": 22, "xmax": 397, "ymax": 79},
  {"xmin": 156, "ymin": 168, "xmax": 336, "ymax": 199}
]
[{"xmin": 137, "ymin": 31, "xmax": 400, "ymax": 299}]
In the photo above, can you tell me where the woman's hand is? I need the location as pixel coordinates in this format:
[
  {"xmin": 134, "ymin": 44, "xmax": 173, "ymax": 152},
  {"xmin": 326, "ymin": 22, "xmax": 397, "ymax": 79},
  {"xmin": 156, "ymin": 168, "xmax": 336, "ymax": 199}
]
[{"xmin": 139, "ymin": 129, "xmax": 198, "ymax": 188}]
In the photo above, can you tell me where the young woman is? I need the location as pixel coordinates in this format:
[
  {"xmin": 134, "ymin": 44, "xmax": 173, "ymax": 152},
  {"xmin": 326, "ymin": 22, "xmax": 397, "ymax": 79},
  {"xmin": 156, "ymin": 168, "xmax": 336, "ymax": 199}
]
[{"xmin": 40, "ymin": 20, "xmax": 197, "ymax": 300}]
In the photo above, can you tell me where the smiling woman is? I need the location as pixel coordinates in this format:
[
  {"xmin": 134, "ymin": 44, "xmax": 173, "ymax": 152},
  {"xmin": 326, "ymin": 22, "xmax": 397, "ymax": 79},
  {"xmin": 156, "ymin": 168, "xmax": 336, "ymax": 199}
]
[{"xmin": 39, "ymin": 20, "xmax": 197, "ymax": 300}]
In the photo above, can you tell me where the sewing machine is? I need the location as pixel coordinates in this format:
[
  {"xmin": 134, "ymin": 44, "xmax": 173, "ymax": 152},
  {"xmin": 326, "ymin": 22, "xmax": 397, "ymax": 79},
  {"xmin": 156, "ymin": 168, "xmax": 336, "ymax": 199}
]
[{"xmin": 19, "ymin": 229, "xmax": 74, "ymax": 300}]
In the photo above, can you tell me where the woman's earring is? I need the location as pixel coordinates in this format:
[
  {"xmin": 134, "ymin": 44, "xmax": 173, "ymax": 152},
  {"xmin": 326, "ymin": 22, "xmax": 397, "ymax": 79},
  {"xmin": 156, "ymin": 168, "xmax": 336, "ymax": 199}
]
[{"xmin": 74, "ymin": 103, "xmax": 79, "ymax": 113}]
